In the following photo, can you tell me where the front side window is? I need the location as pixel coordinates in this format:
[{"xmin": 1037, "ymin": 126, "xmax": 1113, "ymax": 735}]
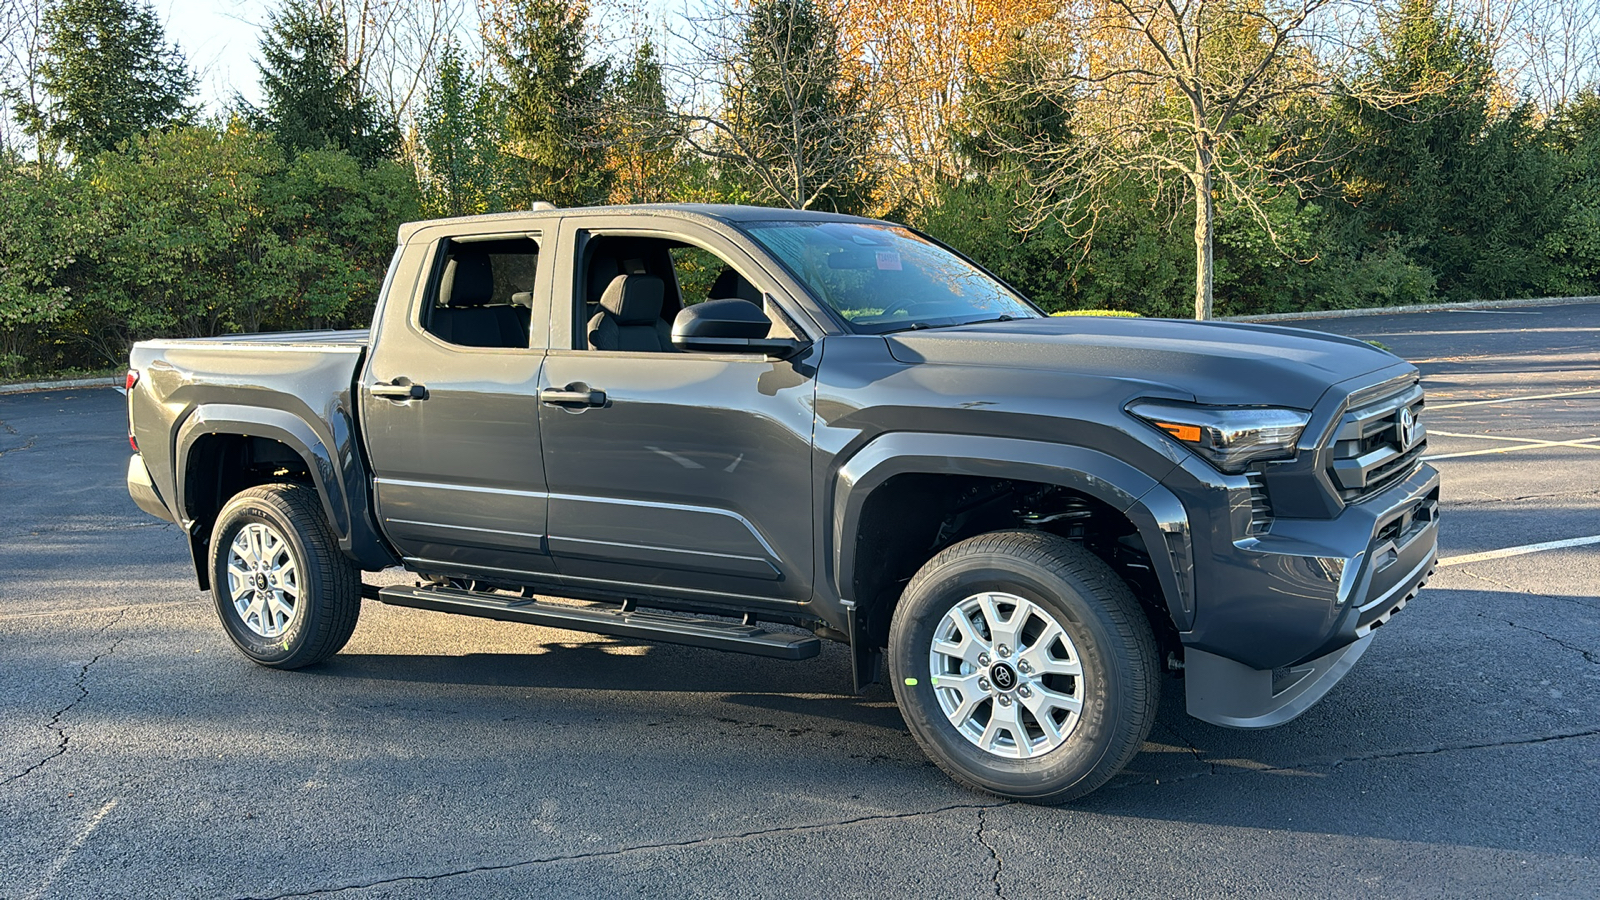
[{"xmin": 741, "ymin": 221, "xmax": 1038, "ymax": 334}]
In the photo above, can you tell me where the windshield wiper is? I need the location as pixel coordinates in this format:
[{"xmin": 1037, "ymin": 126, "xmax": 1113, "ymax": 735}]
[
  {"xmin": 960, "ymin": 314, "xmax": 1033, "ymax": 326},
  {"xmin": 880, "ymin": 322, "xmax": 934, "ymax": 334}
]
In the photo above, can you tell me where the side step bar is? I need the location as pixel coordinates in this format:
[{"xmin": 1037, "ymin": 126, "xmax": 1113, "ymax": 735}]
[{"xmin": 375, "ymin": 585, "xmax": 821, "ymax": 661}]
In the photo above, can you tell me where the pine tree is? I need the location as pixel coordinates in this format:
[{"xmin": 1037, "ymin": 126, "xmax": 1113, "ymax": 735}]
[
  {"xmin": 608, "ymin": 40, "xmax": 679, "ymax": 203},
  {"xmin": 491, "ymin": 0, "xmax": 612, "ymax": 208},
  {"xmin": 722, "ymin": 0, "xmax": 876, "ymax": 213},
  {"xmin": 1333, "ymin": 0, "xmax": 1562, "ymax": 301},
  {"xmin": 19, "ymin": 0, "xmax": 195, "ymax": 161},
  {"xmin": 419, "ymin": 41, "xmax": 510, "ymax": 216},
  {"xmin": 251, "ymin": 0, "xmax": 398, "ymax": 165}
]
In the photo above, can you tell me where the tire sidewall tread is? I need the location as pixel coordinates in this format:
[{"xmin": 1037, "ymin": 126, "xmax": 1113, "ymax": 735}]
[
  {"xmin": 888, "ymin": 530, "xmax": 1160, "ymax": 804},
  {"xmin": 209, "ymin": 483, "xmax": 360, "ymax": 669}
]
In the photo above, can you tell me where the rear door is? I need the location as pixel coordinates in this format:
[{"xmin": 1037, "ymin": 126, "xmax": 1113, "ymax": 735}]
[
  {"xmin": 359, "ymin": 225, "xmax": 556, "ymax": 579},
  {"xmin": 536, "ymin": 215, "xmax": 820, "ymax": 606}
]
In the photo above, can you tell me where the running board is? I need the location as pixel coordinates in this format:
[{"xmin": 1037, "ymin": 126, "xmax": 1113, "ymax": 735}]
[{"xmin": 376, "ymin": 585, "xmax": 821, "ymax": 660}]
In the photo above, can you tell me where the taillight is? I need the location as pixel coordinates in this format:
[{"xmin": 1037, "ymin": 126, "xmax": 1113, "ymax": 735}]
[{"xmin": 126, "ymin": 369, "xmax": 140, "ymax": 452}]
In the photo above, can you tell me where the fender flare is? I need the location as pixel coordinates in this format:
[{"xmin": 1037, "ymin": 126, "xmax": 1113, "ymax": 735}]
[
  {"xmin": 829, "ymin": 432, "xmax": 1196, "ymax": 631},
  {"xmin": 174, "ymin": 404, "xmax": 394, "ymax": 578}
]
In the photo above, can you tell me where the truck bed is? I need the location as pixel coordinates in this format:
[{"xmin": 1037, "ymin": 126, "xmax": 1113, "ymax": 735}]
[{"xmin": 126, "ymin": 329, "xmax": 374, "ymax": 557}]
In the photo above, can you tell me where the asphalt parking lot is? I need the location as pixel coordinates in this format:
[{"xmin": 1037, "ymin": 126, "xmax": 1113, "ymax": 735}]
[{"xmin": 3, "ymin": 301, "xmax": 1597, "ymax": 899}]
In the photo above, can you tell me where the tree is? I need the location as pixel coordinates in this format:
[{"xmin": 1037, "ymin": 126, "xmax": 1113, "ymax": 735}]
[
  {"xmin": 678, "ymin": 0, "xmax": 878, "ymax": 212},
  {"xmin": 418, "ymin": 39, "xmax": 511, "ymax": 216},
  {"xmin": 314, "ymin": 0, "xmax": 465, "ymax": 125},
  {"xmin": 258, "ymin": 144, "xmax": 420, "ymax": 330},
  {"xmin": 490, "ymin": 0, "xmax": 612, "ymax": 208},
  {"xmin": 1543, "ymin": 89, "xmax": 1600, "ymax": 295},
  {"xmin": 836, "ymin": 0, "xmax": 1055, "ymax": 210},
  {"xmin": 1331, "ymin": 0, "xmax": 1564, "ymax": 301},
  {"xmin": 16, "ymin": 0, "xmax": 194, "ymax": 162},
  {"xmin": 607, "ymin": 39, "xmax": 680, "ymax": 204},
  {"xmin": 0, "ymin": 161, "xmax": 95, "ymax": 374},
  {"xmin": 972, "ymin": 0, "xmax": 1362, "ymax": 319},
  {"xmin": 252, "ymin": 0, "xmax": 398, "ymax": 165}
]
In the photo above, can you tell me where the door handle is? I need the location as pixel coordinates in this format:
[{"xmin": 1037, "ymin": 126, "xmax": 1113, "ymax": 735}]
[
  {"xmin": 539, "ymin": 385, "xmax": 607, "ymax": 408},
  {"xmin": 371, "ymin": 381, "xmax": 428, "ymax": 400}
]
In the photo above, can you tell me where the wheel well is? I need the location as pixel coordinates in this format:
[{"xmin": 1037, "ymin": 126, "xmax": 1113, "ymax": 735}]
[
  {"xmin": 850, "ymin": 474, "xmax": 1179, "ymax": 658},
  {"xmin": 184, "ymin": 434, "xmax": 315, "ymax": 589}
]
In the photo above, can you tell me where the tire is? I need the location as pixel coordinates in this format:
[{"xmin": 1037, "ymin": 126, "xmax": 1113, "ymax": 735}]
[
  {"xmin": 888, "ymin": 530, "xmax": 1159, "ymax": 803},
  {"xmin": 209, "ymin": 483, "xmax": 362, "ymax": 669}
]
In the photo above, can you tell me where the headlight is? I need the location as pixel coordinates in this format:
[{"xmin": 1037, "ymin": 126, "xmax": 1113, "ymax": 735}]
[{"xmin": 1128, "ymin": 400, "xmax": 1311, "ymax": 474}]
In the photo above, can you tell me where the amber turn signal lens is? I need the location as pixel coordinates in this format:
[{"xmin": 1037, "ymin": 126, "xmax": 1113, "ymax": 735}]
[{"xmin": 1156, "ymin": 422, "xmax": 1202, "ymax": 442}]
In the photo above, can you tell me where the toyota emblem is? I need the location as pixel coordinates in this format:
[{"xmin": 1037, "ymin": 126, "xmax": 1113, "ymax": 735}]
[{"xmin": 1397, "ymin": 407, "xmax": 1419, "ymax": 449}]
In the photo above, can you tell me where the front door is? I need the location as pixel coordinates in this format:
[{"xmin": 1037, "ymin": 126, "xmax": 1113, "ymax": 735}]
[{"xmin": 537, "ymin": 220, "xmax": 818, "ymax": 606}]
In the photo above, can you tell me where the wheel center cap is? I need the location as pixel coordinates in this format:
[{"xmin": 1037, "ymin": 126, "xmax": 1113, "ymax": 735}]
[
  {"xmin": 254, "ymin": 573, "xmax": 269, "ymax": 591},
  {"xmin": 989, "ymin": 662, "xmax": 1018, "ymax": 692}
]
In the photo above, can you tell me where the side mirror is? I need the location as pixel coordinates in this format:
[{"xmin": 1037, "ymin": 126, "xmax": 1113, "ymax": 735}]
[{"xmin": 672, "ymin": 298, "xmax": 802, "ymax": 358}]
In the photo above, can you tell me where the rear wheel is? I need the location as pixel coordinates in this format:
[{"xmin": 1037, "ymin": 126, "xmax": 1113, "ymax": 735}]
[
  {"xmin": 209, "ymin": 484, "xmax": 361, "ymax": 668},
  {"xmin": 888, "ymin": 530, "xmax": 1159, "ymax": 803}
]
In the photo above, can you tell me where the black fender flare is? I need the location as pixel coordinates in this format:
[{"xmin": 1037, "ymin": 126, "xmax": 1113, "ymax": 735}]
[
  {"xmin": 174, "ymin": 404, "xmax": 394, "ymax": 582},
  {"xmin": 829, "ymin": 432, "xmax": 1196, "ymax": 632}
]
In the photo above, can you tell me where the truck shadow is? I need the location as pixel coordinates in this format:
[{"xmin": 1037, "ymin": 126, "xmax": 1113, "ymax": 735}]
[{"xmin": 318, "ymin": 640, "xmax": 907, "ymax": 733}]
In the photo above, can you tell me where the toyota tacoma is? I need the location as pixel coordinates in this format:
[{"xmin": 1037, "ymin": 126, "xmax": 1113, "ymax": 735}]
[{"xmin": 125, "ymin": 204, "xmax": 1438, "ymax": 801}]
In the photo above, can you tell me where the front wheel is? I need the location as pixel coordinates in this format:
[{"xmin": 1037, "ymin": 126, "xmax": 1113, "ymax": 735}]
[
  {"xmin": 888, "ymin": 530, "xmax": 1159, "ymax": 803},
  {"xmin": 209, "ymin": 483, "xmax": 361, "ymax": 668}
]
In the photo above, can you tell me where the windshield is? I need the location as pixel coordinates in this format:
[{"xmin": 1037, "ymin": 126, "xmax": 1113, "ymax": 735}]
[{"xmin": 741, "ymin": 221, "xmax": 1040, "ymax": 333}]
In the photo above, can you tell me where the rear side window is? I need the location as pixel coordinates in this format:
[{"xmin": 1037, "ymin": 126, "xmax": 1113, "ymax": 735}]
[{"xmin": 422, "ymin": 237, "xmax": 541, "ymax": 349}]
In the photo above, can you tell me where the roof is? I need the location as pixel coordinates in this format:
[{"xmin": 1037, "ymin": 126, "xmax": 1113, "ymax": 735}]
[{"xmin": 398, "ymin": 203, "xmax": 893, "ymax": 243}]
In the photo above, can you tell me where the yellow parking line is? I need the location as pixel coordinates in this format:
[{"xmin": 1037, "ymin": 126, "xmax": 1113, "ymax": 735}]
[
  {"xmin": 1429, "ymin": 387, "xmax": 1600, "ymax": 410},
  {"xmin": 1422, "ymin": 437, "xmax": 1600, "ymax": 461}
]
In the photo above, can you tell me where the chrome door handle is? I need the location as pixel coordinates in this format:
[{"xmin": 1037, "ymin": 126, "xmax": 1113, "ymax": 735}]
[
  {"xmin": 371, "ymin": 381, "xmax": 428, "ymax": 400},
  {"xmin": 539, "ymin": 386, "xmax": 607, "ymax": 408}
]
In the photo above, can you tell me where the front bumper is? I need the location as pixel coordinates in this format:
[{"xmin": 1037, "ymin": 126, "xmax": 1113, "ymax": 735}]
[{"xmin": 1179, "ymin": 461, "xmax": 1439, "ymax": 728}]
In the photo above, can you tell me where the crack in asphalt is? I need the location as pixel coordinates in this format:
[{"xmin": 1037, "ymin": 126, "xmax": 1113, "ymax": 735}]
[
  {"xmin": 1, "ymin": 608, "xmax": 128, "ymax": 787},
  {"xmin": 1108, "ymin": 727, "xmax": 1600, "ymax": 790},
  {"xmin": 1457, "ymin": 571, "xmax": 1600, "ymax": 655},
  {"xmin": 1459, "ymin": 568, "xmax": 1600, "ymax": 616},
  {"xmin": 235, "ymin": 801, "xmax": 1011, "ymax": 899},
  {"xmin": 1491, "ymin": 615, "xmax": 1600, "ymax": 665},
  {"xmin": 1449, "ymin": 487, "xmax": 1600, "ymax": 506},
  {"xmin": 1154, "ymin": 721, "xmax": 1215, "ymax": 776},
  {"xmin": 976, "ymin": 806, "xmax": 1004, "ymax": 898},
  {"xmin": 0, "ymin": 433, "xmax": 37, "ymax": 460},
  {"xmin": 1324, "ymin": 729, "xmax": 1600, "ymax": 768},
  {"xmin": 231, "ymin": 726, "xmax": 1600, "ymax": 898}
]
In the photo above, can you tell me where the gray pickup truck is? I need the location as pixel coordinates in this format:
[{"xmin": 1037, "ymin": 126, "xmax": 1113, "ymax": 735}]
[{"xmin": 126, "ymin": 203, "xmax": 1438, "ymax": 801}]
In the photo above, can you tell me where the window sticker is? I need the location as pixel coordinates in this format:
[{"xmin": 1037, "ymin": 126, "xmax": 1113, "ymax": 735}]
[{"xmin": 876, "ymin": 250, "xmax": 902, "ymax": 271}]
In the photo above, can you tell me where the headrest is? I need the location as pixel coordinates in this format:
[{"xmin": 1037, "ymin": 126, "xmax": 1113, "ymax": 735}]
[
  {"xmin": 709, "ymin": 266, "xmax": 762, "ymax": 304},
  {"xmin": 443, "ymin": 252, "xmax": 494, "ymax": 307},
  {"xmin": 587, "ymin": 256, "xmax": 620, "ymax": 304},
  {"xmin": 599, "ymin": 274, "xmax": 665, "ymax": 325}
]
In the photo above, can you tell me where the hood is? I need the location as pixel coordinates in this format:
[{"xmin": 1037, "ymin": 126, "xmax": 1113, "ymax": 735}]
[{"xmin": 884, "ymin": 316, "xmax": 1402, "ymax": 409}]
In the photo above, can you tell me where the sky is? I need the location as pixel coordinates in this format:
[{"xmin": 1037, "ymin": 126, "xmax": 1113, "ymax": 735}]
[
  {"xmin": 157, "ymin": 0, "xmax": 271, "ymax": 111},
  {"xmin": 154, "ymin": 0, "xmax": 686, "ymax": 117}
]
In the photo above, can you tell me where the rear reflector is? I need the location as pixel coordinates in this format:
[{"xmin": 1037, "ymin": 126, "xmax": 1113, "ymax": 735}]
[{"xmin": 125, "ymin": 370, "xmax": 139, "ymax": 391}]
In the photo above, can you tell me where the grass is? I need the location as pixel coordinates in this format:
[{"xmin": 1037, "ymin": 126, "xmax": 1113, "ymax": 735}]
[
  {"xmin": 1049, "ymin": 309, "xmax": 1142, "ymax": 317},
  {"xmin": 0, "ymin": 366, "xmax": 122, "ymax": 387}
]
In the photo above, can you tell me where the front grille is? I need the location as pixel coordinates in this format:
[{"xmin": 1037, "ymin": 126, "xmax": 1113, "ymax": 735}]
[
  {"xmin": 1326, "ymin": 379, "xmax": 1427, "ymax": 502},
  {"xmin": 1245, "ymin": 472, "xmax": 1273, "ymax": 535}
]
